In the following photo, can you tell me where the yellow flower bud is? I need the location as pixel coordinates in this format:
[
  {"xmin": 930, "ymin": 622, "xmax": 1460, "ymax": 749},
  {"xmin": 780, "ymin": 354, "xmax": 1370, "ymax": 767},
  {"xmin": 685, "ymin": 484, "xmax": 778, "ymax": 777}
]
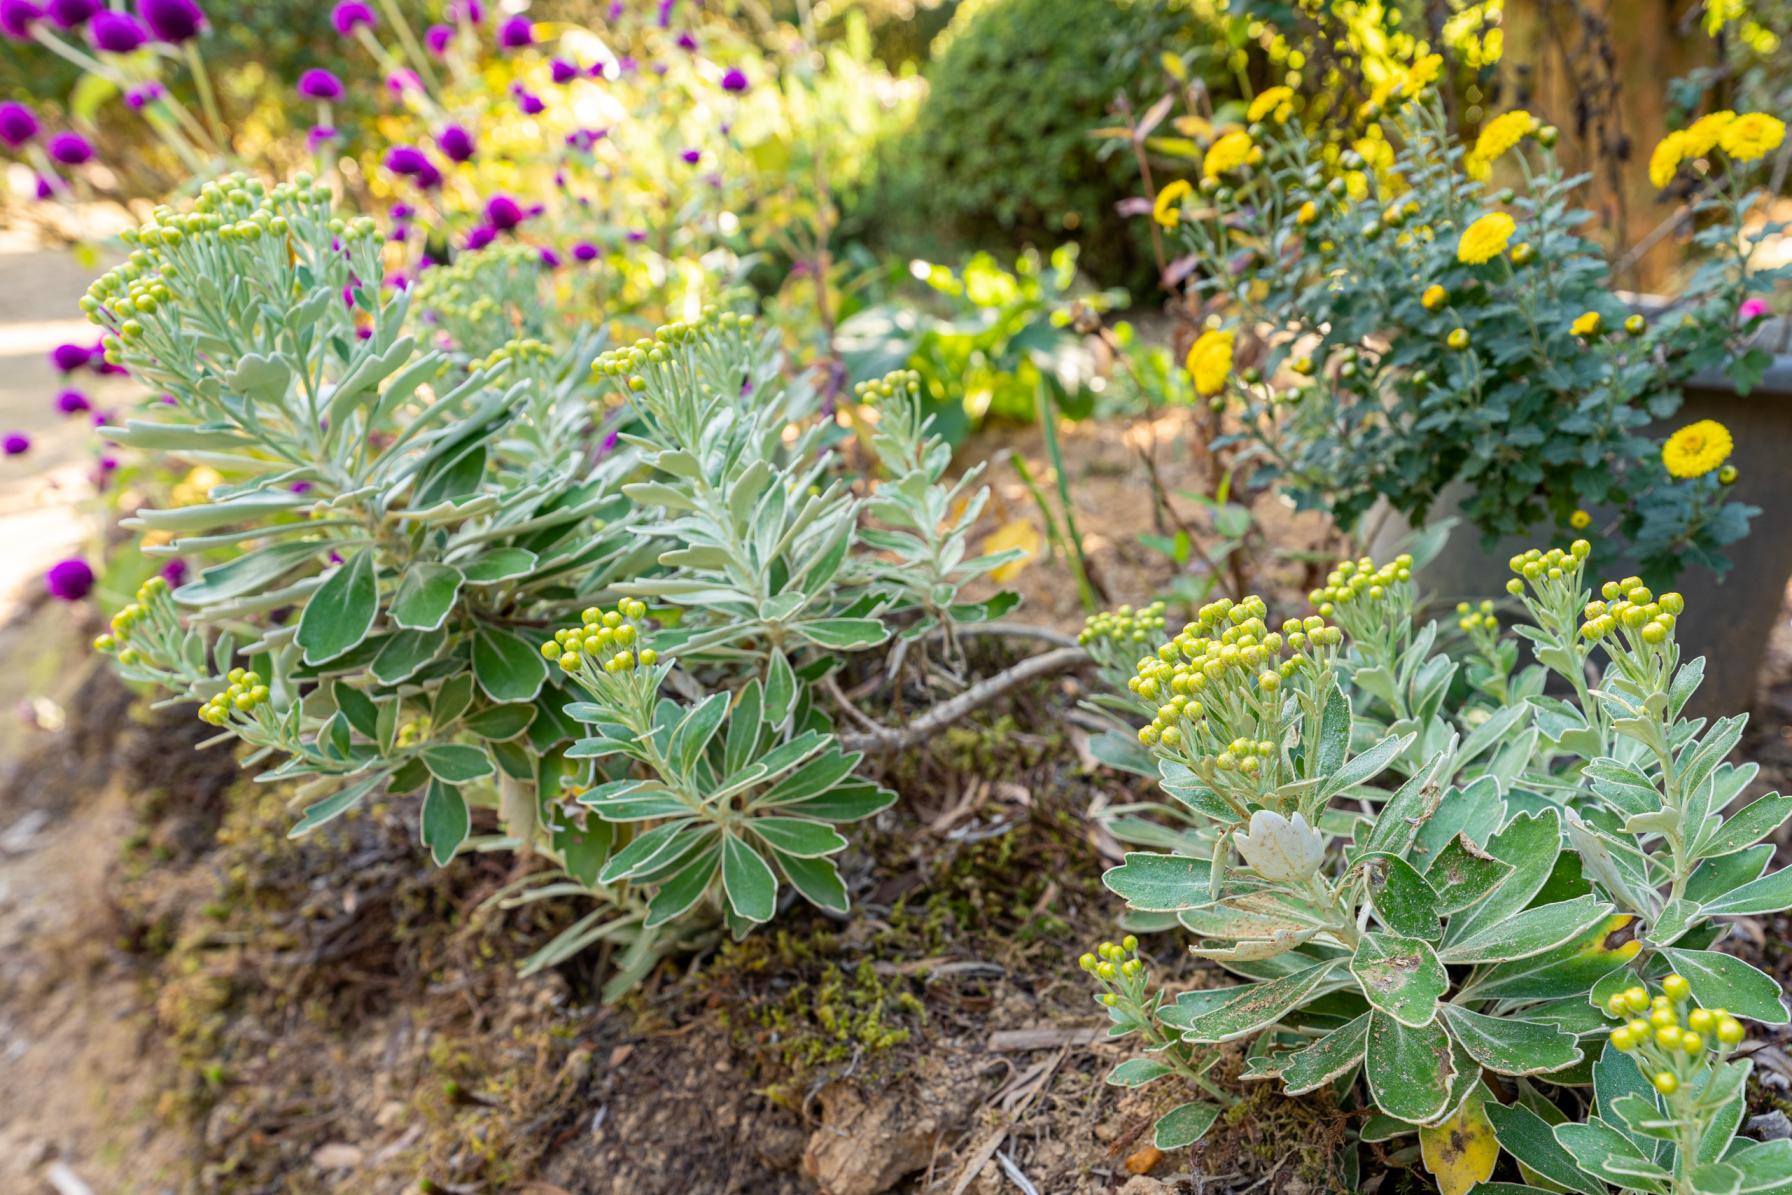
[
  {"xmin": 1652, "ymin": 1072, "xmax": 1679, "ymax": 1096},
  {"xmin": 1663, "ymin": 974, "xmax": 1689, "ymax": 1002}
]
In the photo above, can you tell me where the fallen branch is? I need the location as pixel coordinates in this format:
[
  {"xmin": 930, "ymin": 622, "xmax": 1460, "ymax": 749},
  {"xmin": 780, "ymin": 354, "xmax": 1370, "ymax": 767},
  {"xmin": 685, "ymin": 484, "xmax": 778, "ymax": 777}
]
[{"xmin": 838, "ymin": 646, "xmax": 1092, "ymax": 754}]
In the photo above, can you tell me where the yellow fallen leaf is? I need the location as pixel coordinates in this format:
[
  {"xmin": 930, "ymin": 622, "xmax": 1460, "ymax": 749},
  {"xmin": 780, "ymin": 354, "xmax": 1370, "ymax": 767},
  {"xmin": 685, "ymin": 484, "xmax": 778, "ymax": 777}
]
[
  {"xmin": 1420, "ymin": 1089, "xmax": 1497, "ymax": 1195},
  {"xmin": 981, "ymin": 518, "xmax": 1040, "ymax": 584}
]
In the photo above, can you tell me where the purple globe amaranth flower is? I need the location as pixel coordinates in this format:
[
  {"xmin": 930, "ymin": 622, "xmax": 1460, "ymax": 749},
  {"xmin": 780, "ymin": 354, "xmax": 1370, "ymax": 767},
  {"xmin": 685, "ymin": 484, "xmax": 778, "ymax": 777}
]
[
  {"xmin": 389, "ymin": 223, "xmax": 408, "ymax": 242},
  {"xmin": 34, "ymin": 173, "xmax": 60, "ymax": 199},
  {"xmin": 391, "ymin": 202, "xmax": 414, "ymax": 219},
  {"xmin": 676, "ymin": 31, "xmax": 696, "ymax": 51},
  {"xmin": 626, "ymin": 229, "xmax": 647, "ymax": 243},
  {"xmin": 137, "ymin": 0, "xmax": 203, "ymax": 43},
  {"xmin": 383, "ymin": 144, "xmax": 432, "ymax": 176},
  {"xmin": 424, "ymin": 21, "xmax": 451, "ymax": 53},
  {"xmin": 47, "ymin": 0, "xmax": 97, "ymax": 28},
  {"xmin": 159, "ymin": 558, "xmax": 187, "ymax": 586},
  {"xmin": 3, "ymin": 431, "xmax": 28, "ymax": 454},
  {"xmin": 91, "ymin": 10, "xmax": 147, "ymax": 51},
  {"xmin": 550, "ymin": 57, "xmax": 578, "ymax": 84},
  {"xmin": 572, "ymin": 241, "xmax": 597, "ymax": 262},
  {"xmin": 50, "ymin": 342, "xmax": 90, "ymax": 372},
  {"xmin": 451, "ymin": 0, "xmax": 480, "ymax": 23},
  {"xmin": 0, "ymin": 101, "xmax": 38, "ymax": 147},
  {"xmin": 47, "ymin": 132, "xmax": 92, "ymax": 165},
  {"xmin": 538, "ymin": 246, "xmax": 560, "ymax": 268},
  {"xmin": 55, "ymin": 388, "xmax": 90, "ymax": 414},
  {"xmin": 515, "ymin": 90, "xmax": 544, "ymax": 115},
  {"xmin": 721, "ymin": 66, "xmax": 748, "ymax": 93},
  {"xmin": 44, "ymin": 558, "xmax": 94, "ymax": 601},
  {"xmin": 386, "ymin": 68, "xmax": 421, "ymax": 94},
  {"xmin": 330, "ymin": 0, "xmax": 373, "ymax": 36},
  {"xmin": 437, "ymin": 123, "xmax": 474, "ymax": 162},
  {"xmin": 306, "ymin": 125, "xmax": 338, "ymax": 151},
  {"xmin": 297, "ymin": 68, "xmax": 344, "ymax": 101},
  {"xmin": 679, "ymin": 148, "xmax": 700, "ymax": 164},
  {"xmin": 484, "ymin": 193, "xmax": 523, "ymax": 230},
  {"xmin": 465, "ymin": 224, "xmax": 496, "ymax": 251},
  {"xmin": 0, "ymin": 0, "xmax": 41, "ymax": 39},
  {"xmin": 125, "ymin": 82, "xmax": 164, "ymax": 108},
  {"xmin": 497, "ymin": 13, "xmax": 530, "ymax": 47}
]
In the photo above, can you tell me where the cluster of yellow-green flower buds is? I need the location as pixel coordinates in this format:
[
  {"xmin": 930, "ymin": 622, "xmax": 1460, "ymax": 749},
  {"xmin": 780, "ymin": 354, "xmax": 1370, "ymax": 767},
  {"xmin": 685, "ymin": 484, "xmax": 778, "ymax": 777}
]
[
  {"xmin": 852, "ymin": 369, "xmax": 922, "ymax": 406},
  {"xmin": 412, "ymin": 243, "xmax": 539, "ymax": 328},
  {"xmin": 476, "ymin": 337, "xmax": 555, "ymax": 374},
  {"xmin": 1603, "ymin": 975, "xmax": 1748, "ymax": 1096},
  {"xmin": 539, "ymin": 599, "xmax": 657, "ymax": 675},
  {"xmin": 198, "ymin": 667, "xmax": 271, "ymax": 727},
  {"xmin": 1308, "ymin": 554, "xmax": 1412, "ymax": 619},
  {"xmin": 1079, "ymin": 935, "xmax": 1144, "ymax": 1007},
  {"xmin": 1079, "ymin": 601, "xmax": 1169, "ymax": 649},
  {"xmin": 91, "ymin": 575, "xmax": 176, "ymax": 668},
  {"xmin": 1127, "ymin": 595, "xmax": 1340, "ymax": 748},
  {"xmin": 1504, "ymin": 541, "xmax": 1592, "ymax": 596},
  {"xmin": 82, "ymin": 173, "xmax": 361, "ymax": 353},
  {"xmin": 1581, "ymin": 579, "xmax": 1684, "ymax": 646},
  {"xmin": 1455, "ymin": 599, "xmax": 1497, "ymax": 634},
  {"xmin": 591, "ymin": 308, "xmax": 755, "ymax": 389}
]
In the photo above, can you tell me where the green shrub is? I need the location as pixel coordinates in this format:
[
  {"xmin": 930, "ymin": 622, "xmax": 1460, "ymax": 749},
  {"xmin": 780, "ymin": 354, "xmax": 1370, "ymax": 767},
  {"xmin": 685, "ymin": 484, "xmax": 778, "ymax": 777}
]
[{"xmin": 857, "ymin": 0, "xmax": 1203, "ymax": 289}]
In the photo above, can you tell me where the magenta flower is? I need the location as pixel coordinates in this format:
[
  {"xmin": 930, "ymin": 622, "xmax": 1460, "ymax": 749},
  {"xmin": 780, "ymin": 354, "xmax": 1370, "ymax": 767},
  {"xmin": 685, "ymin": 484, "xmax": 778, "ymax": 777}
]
[
  {"xmin": 626, "ymin": 229, "xmax": 647, "ymax": 243},
  {"xmin": 0, "ymin": 101, "xmax": 37, "ymax": 147},
  {"xmin": 676, "ymin": 31, "xmax": 696, "ymax": 51},
  {"xmin": 46, "ymin": 0, "xmax": 96, "ymax": 28},
  {"xmin": 680, "ymin": 148, "xmax": 700, "ymax": 164},
  {"xmin": 125, "ymin": 83, "xmax": 164, "ymax": 108},
  {"xmin": 538, "ymin": 246, "xmax": 560, "ymax": 268},
  {"xmin": 50, "ymin": 342, "xmax": 90, "ymax": 372},
  {"xmin": 465, "ymin": 224, "xmax": 496, "ymax": 251},
  {"xmin": 91, "ymin": 9, "xmax": 146, "ymax": 50},
  {"xmin": 47, "ymin": 132, "xmax": 92, "ymax": 165},
  {"xmin": 330, "ymin": 0, "xmax": 373, "ymax": 35},
  {"xmin": 721, "ymin": 66, "xmax": 748, "ymax": 93},
  {"xmin": 497, "ymin": 13, "xmax": 530, "ymax": 47},
  {"xmin": 34, "ymin": 173, "xmax": 60, "ymax": 200},
  {"xmin": 424, "ymin": 21, "xmax": 450, "ymax": 53},
  {"xmin": 515, "ymin": 89, "xmax": 544, "ymax": 115},
  {"xmin": 550, "ymin": 57, "xmax": 578, "ymax": 84},
  {"xmin": 451, "ymin": 0, "xmax": 481, "ymax": 23},
  {"xmin": 45, "ymin": 558, "xmax": 94, "ymax": 601},
  {"xmin": 0, "ymin": 0, "xmax": 41, "ymax": 40},
  {"xmin": 437, "ymin": 123, "xmax": 474, "ymax": 162},
  {"xmin": 484, "ymin": 193, "xmax": 523, "ymax": 230},
  {"xmin": 1740, "ymin": 298, "xmax": 1769, "ymax": 321},
  {"xmin": 297, "ymin": 68, "xmax": 344, "ymax": 101},
  {"xmin": 3, "ymin": 432, "xmax": 29, "ymax": 455},
  {"xmin": 306, "ymin": 125, "xmax": 338, "ymax": 151},
  {"xmin": 572, "ymin": 241, "xmax": 597, "ymax": 262},
  {"xmin": 55, "ymin": 388, "xmax": 90, "ymax": 414},
  {"xmin": 136, "ymin": 0, "xmax": 203, "ymax": 43},
  {"xmin": 383, "ymin": 144, "xmax": 432, "ymax": 175},
  {"xmin": 159, "ymin": 558, "xmax": 187, "ymax": 586}
]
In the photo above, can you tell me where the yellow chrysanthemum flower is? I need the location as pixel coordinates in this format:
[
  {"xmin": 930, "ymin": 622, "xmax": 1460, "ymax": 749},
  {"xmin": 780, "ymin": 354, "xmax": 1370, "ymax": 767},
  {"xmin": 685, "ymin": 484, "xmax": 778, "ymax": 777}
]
[
  {"xmin": 1248, "ymin": 86, "xmax": 1294, "ymax": 124},
  {"xmin": 1720, "ymin": 112, "xmax": 1787, "ymax": 161},
  {"xmin": 1661, "ymin": 419, "xmax": 1734, "ymax": 479},
  {"xmin": 1153, "ymin": 179, "xmax": 1193, "ymax": 228},
  {"xmin": 1296, "ymin": 200, "xmax": 1318, "ymax": 226},
  {"xmin": 1650, "ymin": 131, "xmax": 1687, "ymax": 189},
  {"xmin": 1421, "ymin": 284, "xmax": 1447, "ymax": 310},
  {"xmin": 1202, "ymin": 131, "xmax": 1254, "ymax": 181},
  {"xmin": 1354, "ymin": 135, "xmax": 1394, "ymax": 172},
  {"xmin": 1457, "ymin": 212, "xmax": 1516, "ymax": 264},
  {"xmin": 1466, "ymin": 110, "xmax": 1538, "ymax": 180},
  {"xmin": 1186, "ymin": 329, "xmax": 1235, "ymax": 397},
  {"xmin": 1682, "ymin": 110, "xmax": 1735, "ymax": 157},
  {"xmin": 1570, "ymin": 509, "xmax": 1592, "ymax": 530},
  {"xmin": 1571, "ymin": 311, "xmax": 1602, "ymax": 337},
  {"xmin": 1345, "ymin": 171, "xmax": 1369, "ymax": 201}
]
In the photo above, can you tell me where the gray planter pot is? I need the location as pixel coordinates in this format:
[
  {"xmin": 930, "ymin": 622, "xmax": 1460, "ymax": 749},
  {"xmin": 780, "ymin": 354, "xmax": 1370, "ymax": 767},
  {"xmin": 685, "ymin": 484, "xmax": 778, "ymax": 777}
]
[{"xmin": 1366, "ymin": 316, "xmax": 1792, "ymax": 718}]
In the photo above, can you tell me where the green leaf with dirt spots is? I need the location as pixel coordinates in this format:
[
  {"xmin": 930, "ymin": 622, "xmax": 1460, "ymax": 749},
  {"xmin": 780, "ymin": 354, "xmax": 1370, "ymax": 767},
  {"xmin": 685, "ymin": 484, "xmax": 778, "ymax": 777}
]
[
  {"xmin": 1153, "ymin": 1101, "xmax": 1221, "ymax": 1150},
  {"xmin": 1465, "ymin": 912, "xmax": 1639, "ymax": 1001},
  {"xmin": 1276, "ymin": 1011, "xmax": 1370, "ymax": 1095},
  {"xmin": 1445, "ymin": 809, "xmax": 1562, "ymax": 945},
  {"xmin": 1102, "ymin": 852, "xmax": 1212, "ymax": 912},
  {"xmin": 1659, "ymin": 948, "xmax": 1791, "ymax": 1023},
  {"xmin": 1440, "ymin": 1005, "xmax": 1582, "ymax": 1076},
  {"xmin": 1352, "ymin": 933, "xmax": 1449, "ymax": 1027},
  {"xmin": 1364, "ymin": 1012, "xmax": 1458, "ymax": 1124},
  {"xmin": 1165, "ymin": 959, "xmax": 1344, "ymax": 1044},
  {"xmin": 1369, "ymin": 855, "xmax": 1443, "ymax": 940},
  {"xmin": 1439, "ymin": 895, "xmax": 1613, "ymax": 964},
  {"xmin": 1426, "ymin": 832, "xmax": 1513, "ymax": 915}
]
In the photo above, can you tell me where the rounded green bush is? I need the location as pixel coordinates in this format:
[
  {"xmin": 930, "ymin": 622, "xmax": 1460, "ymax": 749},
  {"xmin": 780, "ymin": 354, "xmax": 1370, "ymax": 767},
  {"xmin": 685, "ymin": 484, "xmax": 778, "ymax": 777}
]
[{"xmin": 859, "ymin": 0, "xmax": 1200, "ymax": 289}]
